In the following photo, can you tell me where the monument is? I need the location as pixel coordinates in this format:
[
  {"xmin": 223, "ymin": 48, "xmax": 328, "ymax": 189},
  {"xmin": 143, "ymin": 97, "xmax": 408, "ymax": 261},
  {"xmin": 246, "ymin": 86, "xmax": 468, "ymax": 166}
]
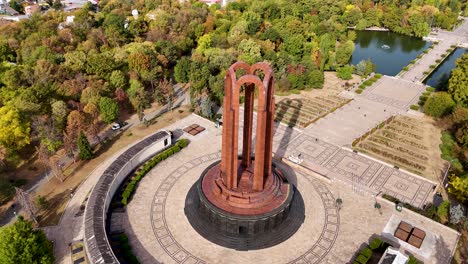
[{"xmin": 197, "ymin": 62, "xmax": 295, "ymax": 235}]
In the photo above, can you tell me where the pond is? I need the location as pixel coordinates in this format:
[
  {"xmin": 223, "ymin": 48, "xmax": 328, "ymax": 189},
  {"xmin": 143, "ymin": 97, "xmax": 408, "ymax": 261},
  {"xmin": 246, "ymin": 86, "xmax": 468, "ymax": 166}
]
[
  {"xmin": 423, "ymin": 48, "xmax": 467, "ymax": 90},
  {"xmin": 351, "ymin": 30, "xmax": 431, "ymax": 76}
]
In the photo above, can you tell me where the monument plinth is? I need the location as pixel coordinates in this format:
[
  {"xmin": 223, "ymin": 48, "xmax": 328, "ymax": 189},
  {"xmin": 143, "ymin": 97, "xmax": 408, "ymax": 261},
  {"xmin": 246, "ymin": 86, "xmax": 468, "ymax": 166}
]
[{"xmin": 197, "ymin": 62, "xmax": 294, "ymax": 235}]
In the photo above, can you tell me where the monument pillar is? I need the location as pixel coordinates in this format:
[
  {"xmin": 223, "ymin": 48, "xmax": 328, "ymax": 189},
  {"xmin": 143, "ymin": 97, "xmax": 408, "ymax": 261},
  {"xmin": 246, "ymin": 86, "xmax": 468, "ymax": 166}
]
[{"xmin": 198, "ymin": 61, "xmax": 295, "ymax": 235}]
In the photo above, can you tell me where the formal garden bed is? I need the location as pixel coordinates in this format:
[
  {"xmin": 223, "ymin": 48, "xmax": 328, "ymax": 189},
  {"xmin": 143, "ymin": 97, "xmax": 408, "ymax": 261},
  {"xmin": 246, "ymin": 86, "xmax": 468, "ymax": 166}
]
[
  {"xmin": 352, "ymin": 237, "xmax": 423, "ymax": 264},
  {"xmin": 352, "ymin": 115, "xmax": 439, "ymax": 176},
  {"xmin": 274, "ymin": 95, "xmax": 351, "ymax": 128}
]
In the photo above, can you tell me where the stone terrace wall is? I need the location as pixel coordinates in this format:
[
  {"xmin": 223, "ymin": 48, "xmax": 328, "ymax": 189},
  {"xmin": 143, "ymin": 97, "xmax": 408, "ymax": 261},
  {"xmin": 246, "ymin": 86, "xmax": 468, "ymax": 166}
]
[{"xmin": 84, "ymin": 130, "xmax": 171, "ymax": 264}]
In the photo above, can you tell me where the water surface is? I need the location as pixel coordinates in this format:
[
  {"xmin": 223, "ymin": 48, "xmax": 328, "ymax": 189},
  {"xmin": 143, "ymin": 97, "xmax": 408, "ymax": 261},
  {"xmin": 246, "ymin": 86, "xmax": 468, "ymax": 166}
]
[
  {"xmin": 423, "ymin": 48, "xmax": 467, "ymax": 90},
  {"xmin": 351, "ymin": 31, "xmax": 431, "ymax": 76}
]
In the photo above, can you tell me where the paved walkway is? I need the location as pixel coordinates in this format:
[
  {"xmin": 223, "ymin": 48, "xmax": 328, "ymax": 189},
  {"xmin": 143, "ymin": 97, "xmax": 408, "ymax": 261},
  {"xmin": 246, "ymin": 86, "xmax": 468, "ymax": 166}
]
[
  {"xmin": 303, "ymin": 76, "xmax": 425, "ymax": 146},
  {"xmin": 120, "ymin": 117, "xmax": 457, "ymax": 264},
  {"xmin": 399, "ymin": 17, "xmax": 468, "ymax": 82}
]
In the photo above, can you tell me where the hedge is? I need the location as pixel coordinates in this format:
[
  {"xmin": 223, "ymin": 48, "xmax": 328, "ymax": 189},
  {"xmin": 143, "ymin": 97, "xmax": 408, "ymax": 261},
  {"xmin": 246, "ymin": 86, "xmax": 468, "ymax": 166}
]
[
  {"xmin": 118, "ymin": 233, "xmax": 139, "ymax": 264},
  {"xmin": 121, "ymin": 139, "xmax": 190, "ymax": 206},
  {"xmin": 360, "ymin": 247, "xmax": 372, "ymax": 258},
  {"xmin": 410, "ymin": 105, "xmax": 420, "ymax": 111},
  {"xmin": 369, "ymin": 238, "xmax": 382, "ymax": 250}
]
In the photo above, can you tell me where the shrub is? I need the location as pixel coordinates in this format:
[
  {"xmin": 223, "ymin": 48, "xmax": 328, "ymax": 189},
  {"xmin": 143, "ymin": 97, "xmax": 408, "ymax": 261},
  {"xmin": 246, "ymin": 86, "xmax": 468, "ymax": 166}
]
[
  {"xmin": 435, "ymin": 59, "xmax": 441, "ymax": 63},
  {"xmin": 291, "ymin": 89, "xmax": 300, "ymax": 94},
  {"xmin": 423, "ymin": 50, "xmax": 429, "ymax": 54},
  {"xmin": 423, "ymin": 92, "xmax": 456, "ymax": 117},
  {"xmin": 374, "ymin": 73, "xmax": 382, "ymax": 78},
  {"xmin": 446, "ymin": 48, "xmax": 452, "ymax": 52},
  {"xmin": 36, "ymin": 195, "xmax": 49, "ymax": 210},
  {"xmin": 402, "ymin": 66, "xmax": 409, "ymax": 71},
  {"xmin": 434, "ymin": 41, "xmax": 439, "ymax": 45},
  {"xmin": 355, "ymin": 254, "xmax": 369, "ymax": 264},
  {"xmin": 410, "ymin": 105, "xmax": 420, "ymax": 110},
  {"xmin": 437, "ymin": 200, "xmax": 450, "ymax": 222},
  {"xmin": 369, "ymin": 238, "xmax": 382, "ymax": 250},
  {"xmin": 121, "ymin": 139, "xmax": 190, "ymax": 205},
  {"xmin": 426, "ymin": 87, "xmax": 435, "ymax": 92},
  {"xmin": 429, "ymin": 64, "xmax": 436, "ymax": 69},
  {"xmin": 410, "ymin": 59, "xmax": 415, "ymax": 64},
  {"xmin": 363, "ymin": 80, "xmax": 373, "ymax": 86},
  {"xmin": 407, "ymin": 255, "xmax": 421, "ymax": 264},
  {"xmin": 422, "ymin": 91, "xmax": 431, "ymax": 96},
  {"xmin": 359, "ymin": 84, "xmax": 366, "ymax": 89},
  {"xmin": 360, "ymin": 247, "xmax": 372, "ymax": 258},
  {"xmin": 423, "ymin": 71, "xmax": 429, "ymax": 75},
  {"xmin": 355, "ymin": 89, "xmax": 363, "ymax": 94},
  {"xmin": 337, "ymin": 65, "xmax": 354, "ymax": 80},
  {"xmin": 417, "ymin": 54, "xmax": 422, "ymax": 59}
]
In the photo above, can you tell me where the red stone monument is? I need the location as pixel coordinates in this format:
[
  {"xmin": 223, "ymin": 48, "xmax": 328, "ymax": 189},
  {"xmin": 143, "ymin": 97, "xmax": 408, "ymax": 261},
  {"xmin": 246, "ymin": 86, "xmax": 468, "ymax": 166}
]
[{"xmin": 197, "ymin": 62, "xmax": 294, "ymax": 235}]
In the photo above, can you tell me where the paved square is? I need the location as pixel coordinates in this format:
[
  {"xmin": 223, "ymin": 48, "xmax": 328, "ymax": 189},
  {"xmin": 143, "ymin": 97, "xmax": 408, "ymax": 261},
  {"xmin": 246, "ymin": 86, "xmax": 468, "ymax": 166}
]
[
  {"xmin": 362, "ymin": 77, "xmax": 426, "ymax": 109},
  {"xmin": 324, "ymin": 150, "xmax": 382, "ymax": 185},
  {"xmin": 281, "ymin": 134, "xmax": 339, "ymax": 163}
]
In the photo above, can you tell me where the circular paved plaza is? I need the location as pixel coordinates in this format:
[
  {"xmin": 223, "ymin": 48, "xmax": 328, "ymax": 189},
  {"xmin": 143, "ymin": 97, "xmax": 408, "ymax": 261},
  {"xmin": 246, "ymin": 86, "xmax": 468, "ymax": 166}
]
[{"xmin": 124, "ymin": 144, "xmax": 340, "ymax": 264}]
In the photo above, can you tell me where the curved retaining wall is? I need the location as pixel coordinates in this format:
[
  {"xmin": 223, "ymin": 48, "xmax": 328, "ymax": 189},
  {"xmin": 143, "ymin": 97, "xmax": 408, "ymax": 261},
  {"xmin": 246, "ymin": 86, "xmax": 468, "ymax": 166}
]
[{"xmin": 84, "ymin": 130, "xmax": 171, "ymax": 264}]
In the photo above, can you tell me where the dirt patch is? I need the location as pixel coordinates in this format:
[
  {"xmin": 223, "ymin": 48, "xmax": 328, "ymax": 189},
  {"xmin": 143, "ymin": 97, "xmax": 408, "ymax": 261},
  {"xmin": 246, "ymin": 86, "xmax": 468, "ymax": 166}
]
[
  {"xmin": 34, "ymin": 106, "xmax": 191, "ymax": 227},
  {"xmin": 354, "ymin": 115, "xmax": 445, "ymax": 182}
]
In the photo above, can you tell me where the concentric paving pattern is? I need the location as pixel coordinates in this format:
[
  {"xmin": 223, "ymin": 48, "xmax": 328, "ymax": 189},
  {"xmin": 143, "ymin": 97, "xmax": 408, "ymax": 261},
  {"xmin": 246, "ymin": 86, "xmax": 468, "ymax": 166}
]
[{"xmin": 150, "ymin": 152, "xmax": 340, "ymax": 264}]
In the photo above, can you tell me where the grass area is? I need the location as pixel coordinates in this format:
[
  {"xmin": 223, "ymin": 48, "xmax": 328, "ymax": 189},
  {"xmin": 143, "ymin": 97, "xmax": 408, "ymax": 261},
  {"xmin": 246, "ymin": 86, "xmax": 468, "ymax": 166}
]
[{"xmin": 34, "ymin": 106, "xmax": 191, "ymax": 227}]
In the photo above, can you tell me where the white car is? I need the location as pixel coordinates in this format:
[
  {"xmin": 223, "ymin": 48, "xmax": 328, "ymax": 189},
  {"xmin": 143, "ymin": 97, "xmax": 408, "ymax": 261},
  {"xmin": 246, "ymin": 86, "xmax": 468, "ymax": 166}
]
[{"xmin": 111, "ymin": 121, "xmax": 128, "ymax": 131}]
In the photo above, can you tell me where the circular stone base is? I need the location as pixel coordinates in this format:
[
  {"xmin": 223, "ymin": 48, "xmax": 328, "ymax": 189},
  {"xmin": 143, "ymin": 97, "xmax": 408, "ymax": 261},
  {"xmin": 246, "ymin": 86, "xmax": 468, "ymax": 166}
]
[
  {"xmin": 196, "ymin": 161, "xmax": 295, "ymax": 236},
  {"xmin": 186, "ymin": 182, "xmax": 304, "ymax": 250}
]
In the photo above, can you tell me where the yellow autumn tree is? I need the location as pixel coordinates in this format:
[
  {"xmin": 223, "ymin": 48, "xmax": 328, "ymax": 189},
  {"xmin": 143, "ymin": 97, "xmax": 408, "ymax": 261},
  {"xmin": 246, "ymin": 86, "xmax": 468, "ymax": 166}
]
[{"xmin": 0, "ymin": 105, "xmax": 30, "ymax": 151}]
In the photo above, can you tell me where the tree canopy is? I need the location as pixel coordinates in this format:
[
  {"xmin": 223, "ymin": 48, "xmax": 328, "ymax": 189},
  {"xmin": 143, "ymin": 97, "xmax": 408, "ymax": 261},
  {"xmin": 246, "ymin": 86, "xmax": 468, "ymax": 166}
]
[
  {"xmin": 0, "ymin": 217, "xmax": 54, "ymax": 264},
  {"xmin": 0, "ymin": 0, "xmax": 462, "ymax": 172}
]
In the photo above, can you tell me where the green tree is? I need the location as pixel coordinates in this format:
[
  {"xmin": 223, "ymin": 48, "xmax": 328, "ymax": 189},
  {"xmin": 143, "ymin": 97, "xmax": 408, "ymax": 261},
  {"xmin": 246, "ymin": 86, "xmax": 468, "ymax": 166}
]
[
  {"xmin": 449, "ymin": 175, "xmax": 468, "ymax": 202},
  {"xmin": 238, "ymin": 39, "xmax": 262, "ymax": 64},
  {"xmin": 423, "ymin": 92, "xmax": 456, "ymax": 117},
  {"xmin": 448, "ymin": 54, "xmax": 468, "ymax": 107},
  {"xmin": 99, "ymin": 97, "xmax": 119, "ymax": 124},
  {"xmin": 336, "ymin": 65, "xmax": 354, "ymax": 80},
  {"xmin": 0, "ymin": 216, "xmax": 54, "ymax": 264},
  {"xmin": 335, "ymin": 40, "xmax": 355, "ymax": 66},
  {"xmin": 77, "ymin": 131, "xmax": 93, "ymax": 160},
  {"xmin": 355, "ymin": 59, "xmax": 376, "ymax": 76},
  {"xmin": 51, "ymin": 100, "xmax": 69, "ymax": 132},
  {"xmin": 8, "ymin": 0, "xmax": 23, "ymax": 13},
  {"xmin": 0, "ymin": 41, "xmax": 15, "ymax": 62},
  {"xmin": 174, "ymin": 57, "xmax": 191, "ymax": 83},
  {"xmin": 0, "ymin": 106, "xmax": 30, "ymax": 150},
  {"xmin": 308, "ymin": 70, "xmax": 325, "ymax": 88},
  {"xmin": 455, "ymin": 121, "xmax": 468, "ymax": 148},
  {"xmin": 128, "ymin": 80, "xmax": 149, "ymax": 121},
  {"xmin": 110, "ymin": 70, "xmax": 127, "ymax": 90}
]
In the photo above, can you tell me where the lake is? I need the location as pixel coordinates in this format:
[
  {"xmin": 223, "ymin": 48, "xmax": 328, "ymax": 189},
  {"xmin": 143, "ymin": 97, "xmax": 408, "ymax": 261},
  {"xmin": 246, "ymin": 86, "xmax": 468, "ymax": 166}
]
[
  {"xmin": 423, "ymin": 48, "xmax": 467, "ymax": 90},
  {"xmin": 351, "ymin": 30, "xmax": 431, "ymax": 76}
]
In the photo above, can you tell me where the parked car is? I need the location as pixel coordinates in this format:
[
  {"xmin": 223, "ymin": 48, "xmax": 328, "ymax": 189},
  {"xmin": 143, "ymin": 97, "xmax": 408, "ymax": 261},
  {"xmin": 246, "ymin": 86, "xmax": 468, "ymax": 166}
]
[{"xmin": 111, "ymin": 121, "xmax": 128, "ymax": 131}]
